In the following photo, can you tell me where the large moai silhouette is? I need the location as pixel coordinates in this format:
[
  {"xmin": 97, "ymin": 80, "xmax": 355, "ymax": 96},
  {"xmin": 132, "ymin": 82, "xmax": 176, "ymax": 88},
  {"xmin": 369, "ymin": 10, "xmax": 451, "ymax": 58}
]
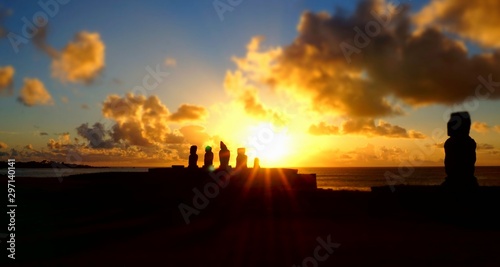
[
  {"xmin": 236, "ymin": 147, "xmax": 248, "ymax": 169},
  {"xmin": 219, "ymin": 141, "xmax": 230, "ymax": 170},
  {"xmin": 188, "ymin": 145, "xmax": 198, "ymax": 169},
  {"xmin": 203, "ymin": 146, "xmax": 214, "ymax": 170},
  {"xmin": 442, "ymin": 111, "xmax": 478, "ymax": 190}
]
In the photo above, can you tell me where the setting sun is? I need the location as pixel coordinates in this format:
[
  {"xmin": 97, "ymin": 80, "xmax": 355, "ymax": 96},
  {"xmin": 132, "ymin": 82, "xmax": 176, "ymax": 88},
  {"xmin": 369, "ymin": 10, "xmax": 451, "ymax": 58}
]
[{"xmin": 242, "ymin": 123, "xmax": 291, "ymax": 167}]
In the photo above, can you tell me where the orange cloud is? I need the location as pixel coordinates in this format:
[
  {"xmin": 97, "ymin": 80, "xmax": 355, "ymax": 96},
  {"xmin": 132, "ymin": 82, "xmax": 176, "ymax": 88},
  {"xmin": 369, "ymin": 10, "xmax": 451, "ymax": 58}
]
[
  {"xmin": 169, "ymin": 104, "xmax": 208, "ymax": 122},
  {"xmin": 52, "ymin": 31, "xmax": 105, "ymax": 84},
  {"xmin": 102, "ymin": 94, "xmax": 171, "ymax": 147},
  {"xmin": 477, "ymin": 143, "xmax": 494, "ymax": 151},
  {"xmin": 0, "ymin": 65, "xmax": 14, "ymax": 95},
  {"xmin": 47, "ymin": 132, "xmax": 71, "ymax": 150},
  {"xmin": 494, "ymin": 125, "xmax": 500, "ymax": 133},
  {"xmin": 309, "ymin": 119, "xmax": 425, "ymax": 139},
  {"xmin": 178, "ymin": 125, "xmax": 211, "ymax": 147},
  {"xmin": 0, "ymin": 141, "xmax": 8, "ymax": 149},
  {"xmin": 414, "ymin": 0, "xmax": 500, "ymax": 48},
  {"xmin": 472, "ymin": 121, "xmax": 490, "ymax": 133},
  {"xmin": 101, "ymin": 93, "xmax": 210, "ymax": 147},
  {"xmin": 308, "ymin": 122, "xmax": 339, "ymax": 135},
  {"xmin": 224, "ymin": 69, "xmax": 287, "ymax": 126},
  {"xmin": 64, "ymin": 93, "xmax": 219, "ymax": 165},
  {"xmin": 18, "ymin": 78, "xmax": 53, "ymax": 106}
]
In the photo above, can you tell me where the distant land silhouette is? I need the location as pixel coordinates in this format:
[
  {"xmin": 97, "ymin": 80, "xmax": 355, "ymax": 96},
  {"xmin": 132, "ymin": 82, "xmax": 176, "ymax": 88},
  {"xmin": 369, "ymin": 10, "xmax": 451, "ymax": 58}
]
[{"xmin": 0, "ymin": 160, "xmax": 98, "ymax": 168}]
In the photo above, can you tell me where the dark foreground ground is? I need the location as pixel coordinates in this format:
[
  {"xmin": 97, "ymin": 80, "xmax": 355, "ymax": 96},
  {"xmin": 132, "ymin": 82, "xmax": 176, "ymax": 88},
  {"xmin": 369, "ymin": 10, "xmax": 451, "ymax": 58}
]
[{"xmin": 2, "ymin": 170, "xmax": 500, "ymax": 267}]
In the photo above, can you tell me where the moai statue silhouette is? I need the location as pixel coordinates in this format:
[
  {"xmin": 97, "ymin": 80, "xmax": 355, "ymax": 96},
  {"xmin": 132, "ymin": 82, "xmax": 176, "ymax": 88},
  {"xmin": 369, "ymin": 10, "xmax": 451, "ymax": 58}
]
[
  {"xmin": 188, "ymin": 145, "xmax": 198, "ymax": 169},
  {"xmin": 236, "ymin": 147, "xmax": 248, "ymax": 170},
  {"xmin": 203, "ymin": 146, "xmax": 214, "ymax": 170},
  {"xmin": 219, "ymin": 141, "xmax": 230, "ymax": 170},
  {"xmin": 253, "ymin": 157, "xmax": 260, "ymax": 169},
  {"xmin": 443, "ymin": 111, "xmax": 478, "ymax": 190}
]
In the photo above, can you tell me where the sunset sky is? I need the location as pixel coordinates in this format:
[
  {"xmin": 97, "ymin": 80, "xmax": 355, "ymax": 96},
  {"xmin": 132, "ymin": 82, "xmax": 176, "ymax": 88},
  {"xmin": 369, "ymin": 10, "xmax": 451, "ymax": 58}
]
[{"xmin": 1, "ymin": 0, "xmax": 499, "ymax": 167}]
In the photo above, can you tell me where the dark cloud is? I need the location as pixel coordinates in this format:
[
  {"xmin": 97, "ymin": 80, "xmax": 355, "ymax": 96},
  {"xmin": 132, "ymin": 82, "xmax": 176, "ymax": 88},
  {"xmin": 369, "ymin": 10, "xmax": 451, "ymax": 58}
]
[
  {"xmin": 76, "ymin": 122, "xmax": 115, "ymax": 149},
  {"xmin": 0, "ymin": 6, "xmax": 12, "ymax": 39},
  {"xmin": 230, "ymin": 0, "xmax": 500, "ymax": 120},
  {"xmin": 110, "ymin": 121, "xmax": 152, "ymax": 147},
  {"xmin": 39, "ymin": 132, "xmax": 49, "ymax": 136},
  {"xmin": 10, "ymin": 148, "xmax": 18, "ymax": 157},
  {"xmin": 342, "ymin": 118, "xmax": 425, "ymax": 138},
  {"xmin": 32, "ymin": 22, "xmax": 59, "ymax": 58}
]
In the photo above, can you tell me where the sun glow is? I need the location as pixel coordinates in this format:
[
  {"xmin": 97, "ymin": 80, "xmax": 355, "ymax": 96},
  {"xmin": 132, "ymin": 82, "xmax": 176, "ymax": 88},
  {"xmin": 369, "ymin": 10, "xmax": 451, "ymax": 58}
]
[{"xmin": 243, "ymin": 123, "xmax": 291, "ymax": 167}]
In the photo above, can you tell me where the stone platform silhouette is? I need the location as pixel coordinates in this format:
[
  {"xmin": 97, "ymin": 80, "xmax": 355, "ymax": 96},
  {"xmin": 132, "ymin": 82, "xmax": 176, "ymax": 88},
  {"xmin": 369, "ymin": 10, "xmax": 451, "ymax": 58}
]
[{"xmin": 149, "ymin": 166, "xmax": 317, "ymax": 191}]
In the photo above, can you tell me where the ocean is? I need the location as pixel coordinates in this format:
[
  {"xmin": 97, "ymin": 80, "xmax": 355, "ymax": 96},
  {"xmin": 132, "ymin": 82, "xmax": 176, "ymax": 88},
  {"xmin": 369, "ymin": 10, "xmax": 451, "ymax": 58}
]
[
  {"xmin": 297, "ymin": 166, "xmax": 500, "ymax": 191},
  {"xmin": 4, "ymin": 166, "xmax": 500, "ymax": 191}
]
